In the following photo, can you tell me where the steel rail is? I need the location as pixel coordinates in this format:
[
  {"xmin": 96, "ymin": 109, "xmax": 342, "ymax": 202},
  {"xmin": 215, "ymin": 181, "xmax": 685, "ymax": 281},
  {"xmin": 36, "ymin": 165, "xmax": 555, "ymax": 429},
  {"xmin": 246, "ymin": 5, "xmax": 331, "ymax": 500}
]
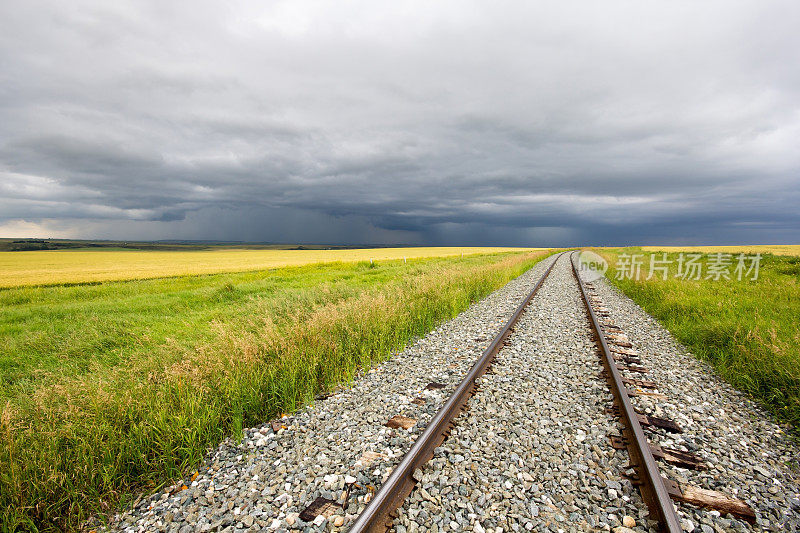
[
  {"xmin": 348, "ymin": 252, "xmax": 563, "ymax": 533},
  {"xmin": 570, "ymin": 251, "xmax": 682, "ymax": 533}
]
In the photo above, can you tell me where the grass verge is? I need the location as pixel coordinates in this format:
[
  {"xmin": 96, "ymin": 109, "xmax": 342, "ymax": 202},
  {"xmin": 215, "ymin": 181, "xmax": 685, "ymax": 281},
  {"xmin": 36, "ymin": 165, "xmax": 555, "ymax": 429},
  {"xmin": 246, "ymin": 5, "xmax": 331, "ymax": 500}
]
[
  {"xmin": 598, "ymin": 247, "xmax": 800, "ymax": 430},
  {"xmin": 0, "ymin": 251, "xmax": 548, "ymax": 531}
]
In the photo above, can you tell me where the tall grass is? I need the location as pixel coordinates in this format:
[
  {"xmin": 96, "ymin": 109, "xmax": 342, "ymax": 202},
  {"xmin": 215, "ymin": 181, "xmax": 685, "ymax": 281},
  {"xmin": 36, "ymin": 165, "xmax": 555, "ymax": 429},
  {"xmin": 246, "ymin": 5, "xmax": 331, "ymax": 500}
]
[
  {"xmin": 0, "ymin": 252, "xmax": 547, "ymax": 531},
  {"xmin": 601, "ymin": 248, "xmax": 800, "ymax": 429}
]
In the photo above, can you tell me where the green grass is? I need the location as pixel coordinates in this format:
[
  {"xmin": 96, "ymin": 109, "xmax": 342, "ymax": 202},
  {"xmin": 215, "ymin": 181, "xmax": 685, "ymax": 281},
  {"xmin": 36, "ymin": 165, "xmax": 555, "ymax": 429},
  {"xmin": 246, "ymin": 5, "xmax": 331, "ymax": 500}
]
[
  {"xmin": 599, "ymin": 247, "xmax": 800, "ymax": 429},
  {"xmin": 0, "ymin": 251, "xmax": 549, "ymax": 531}
]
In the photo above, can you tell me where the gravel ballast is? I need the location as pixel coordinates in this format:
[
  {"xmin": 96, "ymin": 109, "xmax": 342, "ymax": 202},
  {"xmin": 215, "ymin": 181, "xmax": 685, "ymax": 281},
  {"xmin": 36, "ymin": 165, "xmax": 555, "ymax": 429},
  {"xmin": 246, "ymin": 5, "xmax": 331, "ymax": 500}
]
[
  {"xmin": 590, "ymin": 274, "xmax": 800, "ymax": 531},
  {"xmin": 108, "ymin": 255, "xmax": 558, "ymax": 532},
  {"xmin": 108, "ymin": 253, "xmax": 800, "ymax": 533},
  {"xmin": 394, "ymin": 254, "xmax": 652, "ymax": 533}
]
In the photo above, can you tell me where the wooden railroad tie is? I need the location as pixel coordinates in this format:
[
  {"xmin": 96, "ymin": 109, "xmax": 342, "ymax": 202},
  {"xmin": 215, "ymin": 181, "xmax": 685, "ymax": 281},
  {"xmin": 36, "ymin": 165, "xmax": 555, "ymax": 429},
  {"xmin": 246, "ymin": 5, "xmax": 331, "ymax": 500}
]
[{"xmin": 662, "ymin": 477, "xmax": 756, "ymax": 523}]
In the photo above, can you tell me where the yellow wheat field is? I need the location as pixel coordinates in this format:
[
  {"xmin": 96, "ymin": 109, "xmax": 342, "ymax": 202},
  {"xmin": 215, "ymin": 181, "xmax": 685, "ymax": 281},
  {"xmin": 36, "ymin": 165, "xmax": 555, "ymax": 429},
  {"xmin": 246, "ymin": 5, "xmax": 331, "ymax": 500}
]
[
  {"xmin": 640, "ymin": 245, "xmax": 800, "ymax": 256},
  {"xmin": 0, "ymin": 246, "xmax": 536, "ymax": 288}
]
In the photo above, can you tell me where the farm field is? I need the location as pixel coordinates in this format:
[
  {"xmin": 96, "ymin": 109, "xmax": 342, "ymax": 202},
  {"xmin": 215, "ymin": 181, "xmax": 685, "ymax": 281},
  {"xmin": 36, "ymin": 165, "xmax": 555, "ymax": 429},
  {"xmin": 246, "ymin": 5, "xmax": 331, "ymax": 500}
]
[
  {"xmin": 597, "ymin": 247, "xmax": 800, "ymax": 429},
  {"xmin": 0, "ymin": 248, "xmax": 549, "ymax": 531},
  {"xmin": 0, "ymin": 246, "xmax": 529, "ymax": 288},
  {"xmin": 640, "ymin": 244, "xmax": 800, "ymax": 256}
]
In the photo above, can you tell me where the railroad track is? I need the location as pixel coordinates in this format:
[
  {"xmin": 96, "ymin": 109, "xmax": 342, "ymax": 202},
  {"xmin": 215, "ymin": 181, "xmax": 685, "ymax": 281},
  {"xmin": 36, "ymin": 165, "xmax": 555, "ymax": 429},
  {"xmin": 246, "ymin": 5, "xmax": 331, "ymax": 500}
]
[
  {"xmin": 326, "ymin": 251, "xmax": 756, "ymax": 533},
  {"xmin": 570, "ymin": 251, "xmax": 754, "ymax": 531},
  {"xmin": 343, "ymin": 253, "xmax": 562, "ymax": 532}
]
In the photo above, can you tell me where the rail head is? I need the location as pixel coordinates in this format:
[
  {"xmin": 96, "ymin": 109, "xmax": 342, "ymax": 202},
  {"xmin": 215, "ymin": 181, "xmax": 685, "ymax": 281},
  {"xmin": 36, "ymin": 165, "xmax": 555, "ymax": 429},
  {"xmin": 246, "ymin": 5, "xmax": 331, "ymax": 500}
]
[
  {"xmin": 570, "ymin": 251, "xmax": 682, "ymax": 533},
  {"xmin": 348, "ymin": 252, "xmax": 563, "ymax": 533}
]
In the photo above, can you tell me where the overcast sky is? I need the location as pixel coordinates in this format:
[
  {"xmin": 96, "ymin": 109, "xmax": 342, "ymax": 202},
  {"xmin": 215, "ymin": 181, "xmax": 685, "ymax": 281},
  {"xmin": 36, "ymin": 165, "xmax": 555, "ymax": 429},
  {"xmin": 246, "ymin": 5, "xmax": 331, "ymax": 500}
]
[{"xmin": 1, "ymin": 1, "xmax": 798, "ymax": 246}]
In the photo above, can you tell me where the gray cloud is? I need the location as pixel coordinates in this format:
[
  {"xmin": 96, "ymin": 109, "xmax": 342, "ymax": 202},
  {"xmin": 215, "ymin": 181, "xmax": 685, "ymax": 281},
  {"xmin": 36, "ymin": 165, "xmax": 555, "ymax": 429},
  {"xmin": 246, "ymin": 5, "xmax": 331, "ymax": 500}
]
[{"xmin": 1, "ymin": 0, "xmax": 799, "ymax": 245}]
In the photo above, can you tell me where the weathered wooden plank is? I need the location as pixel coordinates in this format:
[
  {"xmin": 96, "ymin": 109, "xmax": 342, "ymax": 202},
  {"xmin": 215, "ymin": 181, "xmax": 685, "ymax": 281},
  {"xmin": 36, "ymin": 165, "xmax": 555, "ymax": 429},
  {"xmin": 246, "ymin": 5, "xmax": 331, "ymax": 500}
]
[{"xmin": 662, "ymin": 478, "xmax": 755, "ymax": 522}]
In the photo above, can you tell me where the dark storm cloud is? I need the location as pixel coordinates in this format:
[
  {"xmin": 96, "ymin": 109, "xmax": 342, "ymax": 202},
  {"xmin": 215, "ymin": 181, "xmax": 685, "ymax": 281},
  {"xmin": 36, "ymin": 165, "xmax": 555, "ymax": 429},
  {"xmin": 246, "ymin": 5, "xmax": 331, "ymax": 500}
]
[{"xmin": 1, "ymin": 0, "xmax": 799, "ymax": 244}]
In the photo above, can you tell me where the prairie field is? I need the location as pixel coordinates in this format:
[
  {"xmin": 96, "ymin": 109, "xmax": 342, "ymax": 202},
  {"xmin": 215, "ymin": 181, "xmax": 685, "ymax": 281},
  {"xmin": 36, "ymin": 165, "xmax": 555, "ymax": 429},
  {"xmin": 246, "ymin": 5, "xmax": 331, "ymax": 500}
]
[
  {"xmin": 640, "ymin": 244, "xmax": 800, "ymax": 256},
  {"xmin": 0, "ymin": 248, "xmax": 548, "ymax": 531},
  {"xmin": 597, "ymin": 247, "xmax": 800, "ymax": 429},
  {"xmin": 0, "ymin": 246, "xmax": 529, "ymax": 288}
]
